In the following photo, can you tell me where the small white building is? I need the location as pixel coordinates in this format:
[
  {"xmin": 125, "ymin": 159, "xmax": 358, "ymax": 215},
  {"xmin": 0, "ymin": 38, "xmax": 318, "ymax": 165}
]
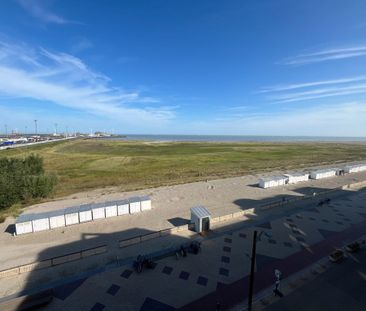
[
  {"xmin": 191, "ymin": 206, "xmax": 211, "ymax": 233},
  {"xmin": 117, "ymin": 199, "xmax": 129, "ymax": 216},
  {"xmin": 15, "ymin": 214, "xmax": 34, "ymax": 235},
  {"xmin": 129, "ymin": 197, "xmax": 141, "ymax": 214},
  {"xmin": 258, "ymin": 176, "xmax": 288, "ymax": 189},
  {"xmin": 140, "ymin": 196, "xmax": 152, "ymax": 211},
  {"xmin": 48, "ymin": 210, "xmax": 66, "ymax": 229},
  {"xmin": 344, "ymin": 163, "xmax": 366, "ymax": 174},
  {"xmin": 283, "ymin": 172, "xmax": 309, "ymax": 184},
  {"xmin": 92, "ymin": 203, "xmax": 105, "ymax": 220},
  {"xmin": 310, "ymin": 168, "xmax": 337, "ymax": 180},
  {"xmin": 105, "ymin": 201, "xmax": 118, "ymax": 218},
  {"xmin": 32, "ymin": 213, "xmax": 50, "ymax": 232},
  {"xmin": 65, "ymin": 206, "xmax": 80, "ymax": 226},
  {"xmin": 79, "ymin": 204, "xmax": 93, "ymax": 223}
]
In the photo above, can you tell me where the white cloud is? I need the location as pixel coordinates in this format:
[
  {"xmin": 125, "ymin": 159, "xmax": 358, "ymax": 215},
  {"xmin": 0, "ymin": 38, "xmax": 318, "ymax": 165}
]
[
  {"xmin": 0, "ymin": 40, "xmax": 176, "ymax": 129},
  {"xmin": 260, "ymin": 76, "xmax": 366, "ymax": 93},
  {"xmin": 281, "ymin": 45, "xmax": 366, "ymax": 65},
  {"xmin": 17, "ymin": 0, "xmax": 82, "ymax": 25},
  {"xmin": 270, "ymin": 83, "xmax": 366, "ymax": 103},
  {"xmin": 71, "ymin": 38, "xmax": 93, "ymax": 54},
  {"xmin": 260, "ymin": 76, "xmax": 366, "ymax": 104}
]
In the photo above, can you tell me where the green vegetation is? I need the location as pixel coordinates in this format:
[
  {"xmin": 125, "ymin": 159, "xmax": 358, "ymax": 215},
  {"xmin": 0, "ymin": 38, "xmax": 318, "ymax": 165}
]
[
  {"xmin": 1, "ymin": 139, "xmax": 366, "ymax": 203},
  {"xmin": 0, "ymin": 154, "xmax": 57, "ymax": 221}
]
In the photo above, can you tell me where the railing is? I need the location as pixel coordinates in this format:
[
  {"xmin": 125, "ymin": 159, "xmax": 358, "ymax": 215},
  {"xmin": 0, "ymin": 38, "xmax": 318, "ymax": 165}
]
[{"xmin": 0, "ymin": 245, "xmax": 107, "ymax": 279}]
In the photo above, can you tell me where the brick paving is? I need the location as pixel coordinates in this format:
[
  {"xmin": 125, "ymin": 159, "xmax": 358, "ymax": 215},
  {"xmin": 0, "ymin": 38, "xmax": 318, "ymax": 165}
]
[{"xmin": 42, "ymin": 188, "xmax": 366, "ymax": 311}]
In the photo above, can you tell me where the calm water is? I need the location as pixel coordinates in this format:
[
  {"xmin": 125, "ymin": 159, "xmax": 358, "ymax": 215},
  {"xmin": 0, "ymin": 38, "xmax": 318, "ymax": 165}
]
[{"xmin": 105, "ymin": 134, "xmax": 366, "ymax": 143}]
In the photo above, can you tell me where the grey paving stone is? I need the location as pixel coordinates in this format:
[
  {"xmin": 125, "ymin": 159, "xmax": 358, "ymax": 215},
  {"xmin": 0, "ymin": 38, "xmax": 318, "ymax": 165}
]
[
  {"xmin": 120, "ymin": 269, "xmax": 133, "ymax": 279},
  {"xmin": 90, "ymin": 303, "xmax": 105, "ymax": 311},
  {"xmin": 106, "ymin": 284, "xmax": 120, "ymax": 296},
  {"xmin": 162, "ymin": 266, "xmax": 173, "ymax": 275},
  {"xmin": 179, "ymin": 271, "xmax": 190, "ymax": 280},
  {"xmin": 284, "ymin": 242, "xmax": 293, "ymax": 248},
  {"xmin": 223, "ymin": 246, "xmax": 231, "ymax": 253},
  {"xmin": 224, "ymin": 238, "xmax": 232, "ymax": 243},
  {"xmin": 219, "ymin": 267, "xmax": 229, "ymax": 277},
  {"xmin": 197, "ymin": 276, "xmax": 208, "ymax": 286}
]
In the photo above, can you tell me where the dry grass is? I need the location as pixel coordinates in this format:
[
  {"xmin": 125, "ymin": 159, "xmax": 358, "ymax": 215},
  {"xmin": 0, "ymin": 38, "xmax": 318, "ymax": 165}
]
[{"xmin": 1, "ymin": 138, "xmax": 366, "ymax": 202}]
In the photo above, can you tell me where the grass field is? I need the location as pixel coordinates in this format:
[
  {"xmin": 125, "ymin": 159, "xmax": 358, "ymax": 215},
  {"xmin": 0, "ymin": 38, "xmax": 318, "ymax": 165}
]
[{"xmin": 2, "ymin": 138, "xmax": 366, "ymax": 202}]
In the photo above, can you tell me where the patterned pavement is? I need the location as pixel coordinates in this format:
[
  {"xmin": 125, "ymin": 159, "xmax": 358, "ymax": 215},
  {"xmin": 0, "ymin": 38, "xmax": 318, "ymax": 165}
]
[{"xmin": 44, "ymin": 188, "xmax": 366, "ymax": 311}]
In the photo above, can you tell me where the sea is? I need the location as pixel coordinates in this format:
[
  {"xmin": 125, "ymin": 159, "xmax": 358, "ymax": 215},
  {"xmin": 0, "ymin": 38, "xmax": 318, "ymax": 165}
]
[{"xmin": 104, "ymin": 134, "xmax": 366, "ymax": 143}]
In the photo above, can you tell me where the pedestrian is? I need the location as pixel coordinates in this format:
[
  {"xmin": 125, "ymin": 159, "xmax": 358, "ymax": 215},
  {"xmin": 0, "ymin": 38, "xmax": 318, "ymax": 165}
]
[
  {"xmin": 273, "ymin": 269, "xmax": 284, "ymax": 297},
  {"xmin": 216, "ymin": 301, "xmax": 221, "ymax": 311}
]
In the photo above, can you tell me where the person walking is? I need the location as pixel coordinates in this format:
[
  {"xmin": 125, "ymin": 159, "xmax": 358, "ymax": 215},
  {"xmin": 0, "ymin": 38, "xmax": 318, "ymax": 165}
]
[{"xmin": 273, "ymin": 269, "xmax": 284, "ymax": 297}]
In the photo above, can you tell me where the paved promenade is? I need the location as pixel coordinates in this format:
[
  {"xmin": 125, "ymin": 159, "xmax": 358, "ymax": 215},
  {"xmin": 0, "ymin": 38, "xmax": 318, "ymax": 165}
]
[
  {"xmin": 38, "ymin": 186, "xmax": 366, "ymax": 310},
  {"xmin": 264, "ymin": 245, "xmax": 366, "ymax": 311}
]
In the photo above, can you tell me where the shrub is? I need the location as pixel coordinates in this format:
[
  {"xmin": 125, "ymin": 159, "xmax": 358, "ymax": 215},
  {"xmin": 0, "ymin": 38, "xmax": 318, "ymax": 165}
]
[{"xmin": 0, "ymin": 154, "xmax": 57, "ymax": 210}]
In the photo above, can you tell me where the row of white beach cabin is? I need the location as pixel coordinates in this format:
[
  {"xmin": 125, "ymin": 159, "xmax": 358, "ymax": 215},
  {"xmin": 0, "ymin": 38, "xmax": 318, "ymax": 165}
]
[
  {"xmin": 343, "ymin": 163, "xmax": 366, "ymax": 174},
  {"xmin": 258, "ymin": 172, "xmax": 310, "ymax": 189},
  {"xmin": 259, "ymin": 162, "xmax": 366, "ymax": 189},
  {"xmin": 15, "ymin": 196, "xmax": 152, "ymax": 235}
]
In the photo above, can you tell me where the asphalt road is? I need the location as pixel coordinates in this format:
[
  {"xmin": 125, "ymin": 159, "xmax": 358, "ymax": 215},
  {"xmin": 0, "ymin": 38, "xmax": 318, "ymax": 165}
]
[{"xmin": 265, "ymin": 247, "xmax": 366, "ymax": 311}]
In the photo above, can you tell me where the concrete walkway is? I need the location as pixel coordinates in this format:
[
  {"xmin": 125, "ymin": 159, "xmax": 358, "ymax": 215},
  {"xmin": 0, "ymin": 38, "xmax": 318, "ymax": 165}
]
[
  {"xmin": 36, "ymin": 186, "xmax": 366, "ymax": 310},
  {"xmin": 263, "ymin": 247, "xmax": 366, "ymax": 311}
]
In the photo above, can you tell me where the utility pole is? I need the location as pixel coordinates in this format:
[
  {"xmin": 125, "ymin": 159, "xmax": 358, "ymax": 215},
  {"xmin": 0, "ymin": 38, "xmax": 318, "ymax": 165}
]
[
  {"xmin": 5, "ymin": 124, "xmax": 7, "ymax": 137},
  {"xmin": 34, "ymin": 120, "xmax": 38, "ymax": 135},
  {"xmin": 248, "ymin": 230, "xmax": 258, "ymax": 311},
  {"xmin": 54, "ymin": 123, "xmax": 58, "ymax": 136}
]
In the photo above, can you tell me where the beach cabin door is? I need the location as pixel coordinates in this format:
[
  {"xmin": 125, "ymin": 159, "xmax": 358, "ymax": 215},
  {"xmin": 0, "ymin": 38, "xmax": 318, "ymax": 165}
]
[{"xmin": 202, "ymin": 217, "xmax": 210, "ymax": 231}]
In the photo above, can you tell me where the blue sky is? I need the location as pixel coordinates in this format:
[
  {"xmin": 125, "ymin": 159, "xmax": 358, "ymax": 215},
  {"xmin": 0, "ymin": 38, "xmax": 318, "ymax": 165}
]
[{"xmin": 1, "ymin": 0, "xmax": 366, "ymax": 136}]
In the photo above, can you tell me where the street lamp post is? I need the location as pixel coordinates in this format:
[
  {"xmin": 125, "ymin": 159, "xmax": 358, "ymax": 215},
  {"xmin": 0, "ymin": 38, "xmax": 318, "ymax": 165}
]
[{"xmin": 248, "ymin": 230, "xmax": 258, "ymax": 311}]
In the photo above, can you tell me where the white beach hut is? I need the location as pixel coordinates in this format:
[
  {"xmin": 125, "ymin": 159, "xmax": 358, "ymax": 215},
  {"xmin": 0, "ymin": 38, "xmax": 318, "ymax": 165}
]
[
  {"xmin": 32, "ymin": 212, "xmax": 50, "ymax": 232},
  {"xmin": 117, "ymin": 199, "xmax": 129, "ymax": 216},
  {"xmin": 283, "ymin": 172, "xmax": 309, "ymax": 184},
  {"xmin": 191, "ymin": 206, "xmax": 211, "ymax": 233},
  {"xmin": 140, "ymin": 196, "xmax": 152, "ymax": 211},
  {"xmin": 105, "ymin": 201, "xmax": 118, "ymax": 218},
  {"xmin": 79, "ymin": 204, "xmax": 93, "ymax": 223},
  {"xmin": 65, "ymin": 206, "xmax": 80, "ymax": 226},
  {"xmin": 258, "ymin": 176, "xmax": 288, "ymax": 189},
  {"xmin": 310, "ymin": 168, "xmax": 337, "ymax": 180},
  {"xmin": 92, "ymin": 203, "xmax": 105, "ymax": 220},
  {"xmin": 129, "ymin": 197, "xmax": 141, "ymax": 214},
  {"xmin": 48, "ymin": 209, "xmax": 66, "ymax": 229},
  {"xmin": 15, "ymin": 214, "xmax": 34, "ymax": 235},
  {"xmin": 344, "ymin": 163, "xmax": 366, "ymax": 174}
]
